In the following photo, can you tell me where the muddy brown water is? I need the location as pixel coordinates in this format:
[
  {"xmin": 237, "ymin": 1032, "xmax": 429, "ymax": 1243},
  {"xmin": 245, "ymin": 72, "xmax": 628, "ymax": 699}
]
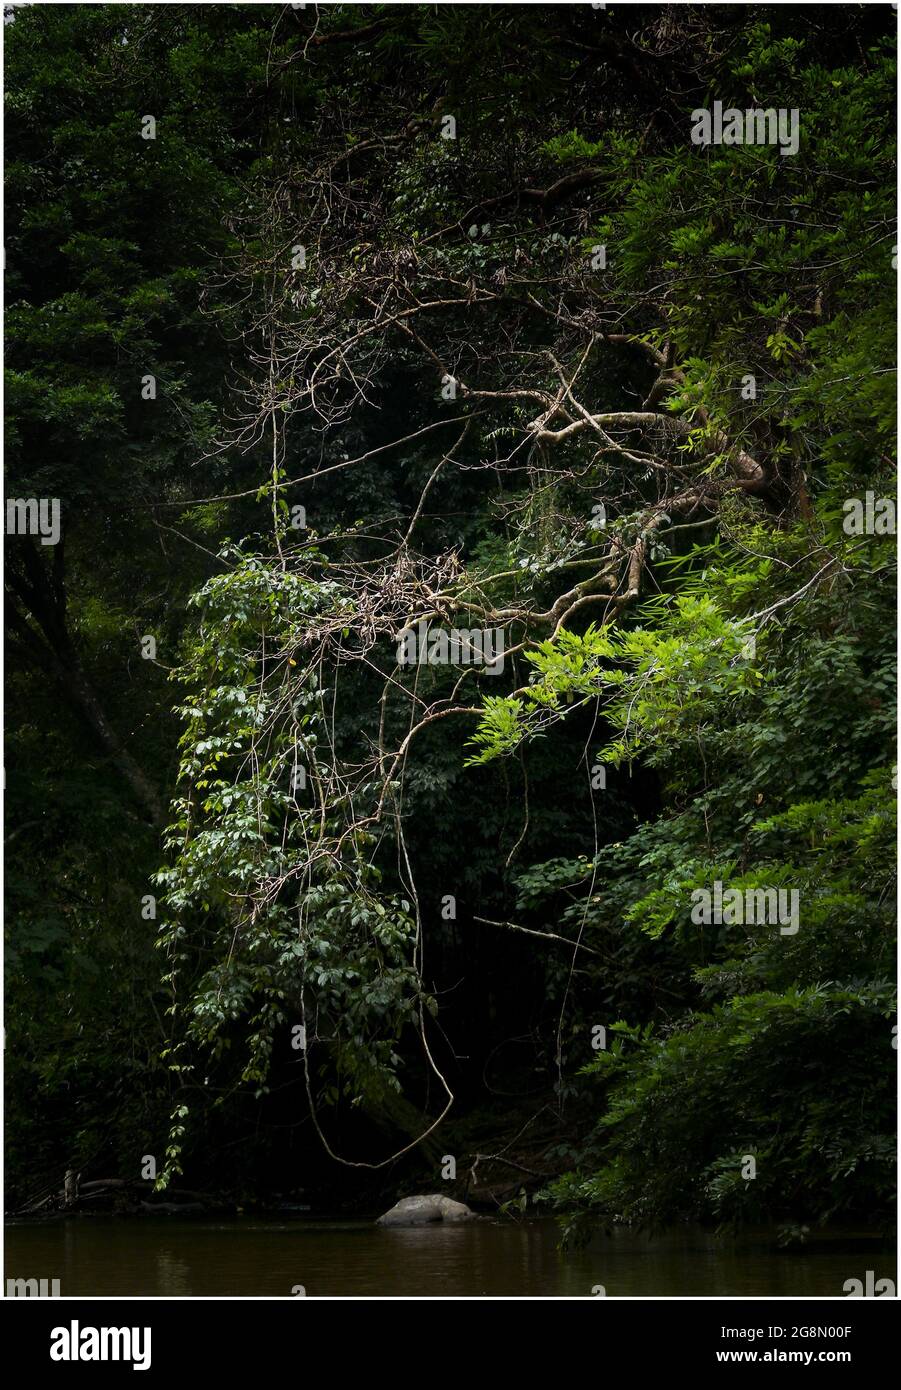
[{"xmin": 4, "ymin": 1217, "xmax": 894, "ymax": 1297}]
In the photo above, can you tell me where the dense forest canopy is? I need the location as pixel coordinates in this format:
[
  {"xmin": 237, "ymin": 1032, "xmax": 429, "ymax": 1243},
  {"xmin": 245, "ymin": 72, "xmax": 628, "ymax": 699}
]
[{"xmin": 5, "ymin": 2, "xmax": 896, "ymax": 1238}]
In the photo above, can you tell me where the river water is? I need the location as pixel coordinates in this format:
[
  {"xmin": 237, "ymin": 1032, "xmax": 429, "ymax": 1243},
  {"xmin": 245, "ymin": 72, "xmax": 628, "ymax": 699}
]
[{"xmin": 5, "ymin": 1218, "xmax": 894, "ymax": 1297}]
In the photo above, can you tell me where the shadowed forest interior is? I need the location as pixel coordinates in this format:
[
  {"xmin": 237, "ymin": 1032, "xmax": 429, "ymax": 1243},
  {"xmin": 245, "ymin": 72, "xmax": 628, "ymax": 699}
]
[{"xmin": 4, "ymin": 2, "xmax": 896, "ymax": 1285}]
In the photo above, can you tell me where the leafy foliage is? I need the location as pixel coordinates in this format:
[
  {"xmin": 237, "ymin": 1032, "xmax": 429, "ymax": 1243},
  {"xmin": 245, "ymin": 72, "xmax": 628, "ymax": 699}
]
[{"xmin": 5, "ymin": 4, "xmax": 895, "ymax": 1234}]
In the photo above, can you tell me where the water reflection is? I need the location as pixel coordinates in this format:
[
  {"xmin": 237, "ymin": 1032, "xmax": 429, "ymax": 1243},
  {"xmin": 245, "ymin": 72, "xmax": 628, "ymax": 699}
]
[{"xmin": 5, "ymin": 1218, "xmax": 895, "ymax": 1298}]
